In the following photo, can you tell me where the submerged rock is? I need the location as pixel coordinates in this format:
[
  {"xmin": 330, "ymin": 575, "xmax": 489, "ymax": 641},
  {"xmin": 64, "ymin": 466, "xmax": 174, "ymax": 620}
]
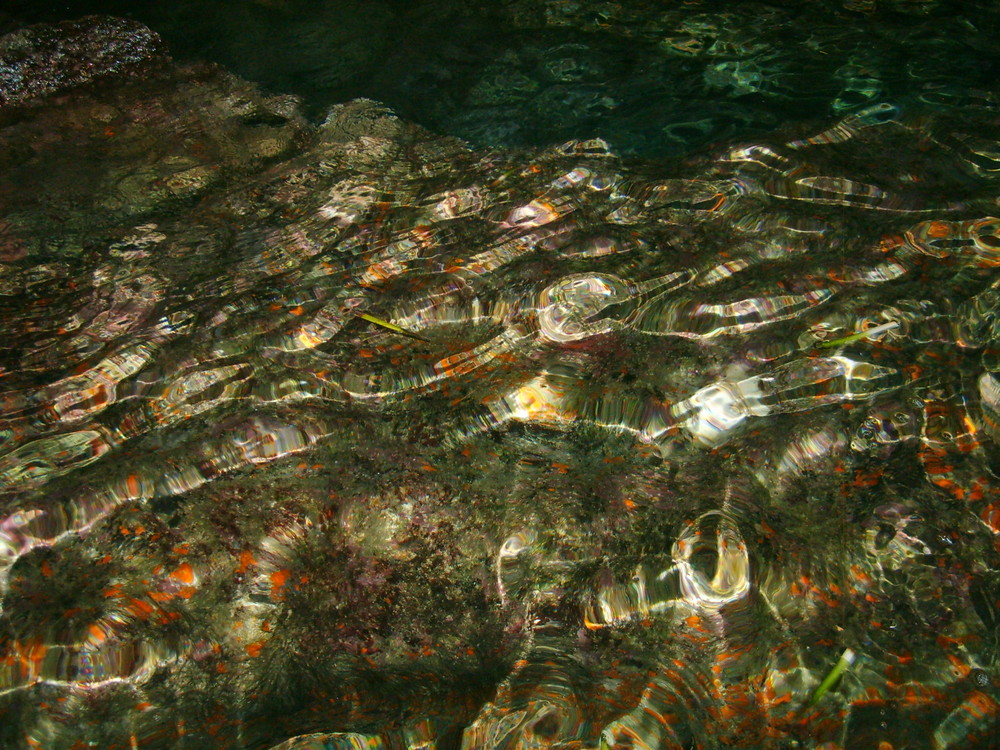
[
  {"xmin": 0, "ymin": 14, "xmax": 999, "ymax": 750},
  {"xmin": 0, "ymin": 16, "xmax": 161, "ymax": 107}
]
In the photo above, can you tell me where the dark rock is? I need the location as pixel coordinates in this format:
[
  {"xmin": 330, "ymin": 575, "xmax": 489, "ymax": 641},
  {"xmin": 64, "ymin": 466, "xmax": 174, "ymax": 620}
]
[{"xmin": 0, "ymin": 16, "xmax": 161, "ymax": 108}]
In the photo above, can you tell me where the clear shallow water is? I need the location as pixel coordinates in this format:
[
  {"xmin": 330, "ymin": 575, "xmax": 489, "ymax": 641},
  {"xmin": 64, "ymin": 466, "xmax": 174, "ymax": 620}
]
[{"xmin": 0, "ymin": 4, "xmax": 999, "ymax": 750}]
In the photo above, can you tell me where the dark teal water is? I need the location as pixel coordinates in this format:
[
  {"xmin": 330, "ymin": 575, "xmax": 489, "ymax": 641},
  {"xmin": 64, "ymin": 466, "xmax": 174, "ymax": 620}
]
[{"xmin": 6, "ymin": 0, "xmax": 1000, "ymax": 155}]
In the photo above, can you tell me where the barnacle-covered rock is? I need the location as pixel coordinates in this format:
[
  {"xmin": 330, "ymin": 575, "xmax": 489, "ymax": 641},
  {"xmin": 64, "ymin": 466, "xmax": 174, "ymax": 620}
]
[{"xmin": 0, "ymin": 16, "xmax": 161, "ymax": 107}]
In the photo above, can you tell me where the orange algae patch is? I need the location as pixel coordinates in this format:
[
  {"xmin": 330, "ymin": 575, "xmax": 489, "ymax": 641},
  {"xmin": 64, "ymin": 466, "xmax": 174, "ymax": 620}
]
[
  {"xmin": 170, "ymin": 563, "xmax": 195, "ymax": 584},
  {"xmin": 237, "ymin": 550, "xmax": 256, "ymax": 574},
  {"xmin": 270, "ymin": 569, "xmax": 291, "ymax": 592}
]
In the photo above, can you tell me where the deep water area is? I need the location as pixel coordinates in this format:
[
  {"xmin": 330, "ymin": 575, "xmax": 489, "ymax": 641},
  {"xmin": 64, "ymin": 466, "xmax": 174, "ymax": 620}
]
[{"xmin": 1, "ymin": 2, "xmax": 1000, "ymax": 749}]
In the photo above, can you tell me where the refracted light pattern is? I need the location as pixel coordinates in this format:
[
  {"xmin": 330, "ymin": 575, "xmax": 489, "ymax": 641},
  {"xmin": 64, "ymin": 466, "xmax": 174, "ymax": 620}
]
[{"xmin": 0, "ymin": 13, "xmax": 999, "ymax": 750}]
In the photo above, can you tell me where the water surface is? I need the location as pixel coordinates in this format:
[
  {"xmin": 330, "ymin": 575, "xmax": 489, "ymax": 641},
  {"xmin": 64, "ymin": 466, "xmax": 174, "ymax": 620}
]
[{"xmin": 0, "ymin": 4, "xmax": 999, "ymax": 749}]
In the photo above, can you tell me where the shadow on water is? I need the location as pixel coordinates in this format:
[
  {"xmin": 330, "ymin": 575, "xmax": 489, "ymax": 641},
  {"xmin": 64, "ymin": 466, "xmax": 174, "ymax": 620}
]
[{"xmin": 3, "ymin": 0, "xmax": 1000, "ymax": 157}]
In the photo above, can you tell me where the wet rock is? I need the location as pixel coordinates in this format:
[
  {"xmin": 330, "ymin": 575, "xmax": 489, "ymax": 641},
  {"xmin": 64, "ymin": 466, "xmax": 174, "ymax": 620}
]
[
  {"xmin": 0, "ymin": 19, "xmax": 310, "ymax": 257},
  {"xmin": 0, "ymin": 16, "xmax": 161, "ymax": 108}
]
